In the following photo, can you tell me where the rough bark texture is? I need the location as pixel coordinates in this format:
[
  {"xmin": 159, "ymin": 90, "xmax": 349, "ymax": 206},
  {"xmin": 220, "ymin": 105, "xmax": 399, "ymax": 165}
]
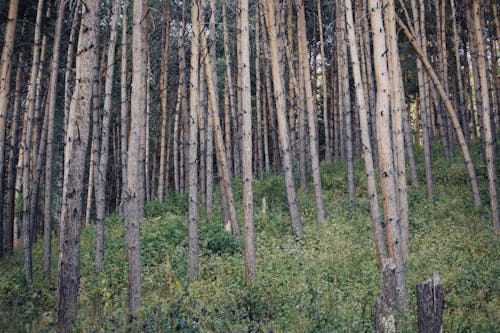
[
  {"xmin": 384, "ymin": 0, "xmax": 410, "ymax": 260},
  {"xmin": 239, "ymin": 0, "xmax": 256, "ymax": 282},
  {"xmin": 95, "ymin": 0, "xmax": 120, "ymax": 273},
  {"xmin": 188, "ymin": 0, "xmax": 201, "ymax": 281},
  {"xmin": 471, "ymin": 0, "xmax": 499, "ymax": 234},
  {"xmin": 397, "ymin": 15, "xmax": 482, "ymax": 208},
  {"xmin": 344, "ymin": 0, "xmax": 387, "ymax": 265},
  {"xmin": 416, "ymin": 273, "xmax": 444, "ymax": 333},
  {"xmin": 124, "ymin": 0, "xmax": 145, "ymax": 314},
  {"xmin": 22, "ymin": 0, "xmax": 45, "ymax": 285},
  {"xmin": 0, "ymin": 0, "xmax": 19, "ymax": 258},
  {"xmin": 263, "ymin": 0, "xmax": 302, "ymax": 238},
  {"xmin": 369, "ymin": 0, "xmax": 408, "ymax": 309},
  {"xmin": 43, "ymin": 0, "xmax": 65, "ymax": 278},
  {"xmin": 57, "ymin": 0, "xmax": 100, "ymax": 330}
]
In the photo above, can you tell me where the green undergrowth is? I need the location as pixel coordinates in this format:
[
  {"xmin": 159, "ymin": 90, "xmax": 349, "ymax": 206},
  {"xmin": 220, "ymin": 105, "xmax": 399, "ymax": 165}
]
[{"xmin": 0, "ymin": 144, "xmax": 498, "ymax": 332}]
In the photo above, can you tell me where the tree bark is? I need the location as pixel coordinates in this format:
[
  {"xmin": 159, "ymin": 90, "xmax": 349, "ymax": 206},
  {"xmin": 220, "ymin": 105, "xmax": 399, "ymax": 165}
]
[
  {"xmin": 57, "ymin": 0, "xmax": 100, "ymax": 330},
  {"xmin": 471, "ymin": 0, "xmax": 499, "ymax": 234},
  {"xmin": 22, "ymin": 0, "xmax": 45, "ymax": 285},
  {"xmin": 344, "ymin": 0, "xmax": 387, "ymax": 266},
  {"xmin": 396, "ymin": 15, "xmax": 482, "ymax": 208},
  {"xmin": 188, "ymin": 0, "xmax": 201, "ymax": 281},
  {"xmin": 263, "ymin": 0, "xmax": 302, "ymax": 238},
  {"xmin": 296, "ymin": 0, "xmax": 325, "ymax": 220},
  {"xmin": 43, "ymin": 0, "xmax": 65, "ymax": 278},
  {"xmin": 0, "ymin": 0, "xmax": 19, "ymax": 258},
  {"xmin": 157, "ymin": 2, "xmax": 171, "ymax": 202},
  {"xmin": 369, "ymin": 0, "xmax": 408, "ymax": 310},
  {"xmin": 124, "ymin": 0, "xmax": 145, "ymax": 314},
  {"xmin": 384, "ymin": 0, "xmax": 411, "ymax": 260},
  {"xmin": 95, "ymin": 0, "xmax": 120, "ymax": 273}
]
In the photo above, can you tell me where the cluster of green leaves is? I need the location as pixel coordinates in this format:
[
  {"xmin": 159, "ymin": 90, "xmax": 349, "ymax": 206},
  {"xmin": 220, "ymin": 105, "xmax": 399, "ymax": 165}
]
[{"xmin": 0, "ymin": 142, "xmax": 498, "ymax": 332}]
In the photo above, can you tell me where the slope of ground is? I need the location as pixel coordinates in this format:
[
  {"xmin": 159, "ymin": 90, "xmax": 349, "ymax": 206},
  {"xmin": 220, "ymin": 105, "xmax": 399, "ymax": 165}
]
[{"xmin": 0, "ymin": 145, "xmax": 498, "ymax": 332}]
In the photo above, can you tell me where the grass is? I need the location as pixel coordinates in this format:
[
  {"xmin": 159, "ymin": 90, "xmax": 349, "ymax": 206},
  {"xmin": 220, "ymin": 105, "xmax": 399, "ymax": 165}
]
[{"xmin": 0, "ymin": 144, "xmax": 498, "ymax": 332}]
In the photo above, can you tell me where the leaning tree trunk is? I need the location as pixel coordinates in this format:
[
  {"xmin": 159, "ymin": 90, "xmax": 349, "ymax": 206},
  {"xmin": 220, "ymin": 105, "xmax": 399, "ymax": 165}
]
[
  {"xmin": 396, "ymin": 15, "xmax": 482, "ymax": 208},
  {"xmin": 56, "ymin": 0, "xmax": 100, "ymax": 330},
  {"xmin": 263, "ymin": 0, "xmax": 302, "ymax": 238}
]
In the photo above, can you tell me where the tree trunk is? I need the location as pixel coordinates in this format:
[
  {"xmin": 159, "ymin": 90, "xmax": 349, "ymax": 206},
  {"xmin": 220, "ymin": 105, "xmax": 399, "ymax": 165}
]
[
  {"xmin": 43, "ymin": 0, "xmax": 65, "ymax": 278},
  {"xmin": 201, "ymin": 33, "xmax": 240, "ymax": 237},
  {"xmin": 396, "ymin": 15, "xmax": 482, "ymax": 208},
  {"xmin": 369, "ymin": 0, "xmax": 408, "ymax": 310},
  {"xmin": 411, "ymin": 0, "xmax": 434, "ymax": 201},
  {"xmin": 95, "ymin": 0, "xmax": 120, "ymax": 273},
  {"xmin": 344, "ymin": 0, "xmax": 387, "ymax": 266},
  {"xmin": 0, "ymin": 0, "xmax": 19, "ymax": 258},
  {"xmin": 471, "ymin": 0, "xmax": 499, "ymax": 234},
  {"xmin": 188, "ymin": 0, "xmax": 201, "ymax": 281},
  {"xmin": 384, "ymin": 0, "xmax": 411, "ymax": 260},
  {"xmin": 22, "ymin": 0, "xmax": 45, "ymax": 285},
  {"xmin": 157, "ymin": 2, "xmax": 171, "ymax": 202},
  {"xmin": 4, "ymin": 51, "xmax": 23, "ymax": 255},
  {"xmin": 57, "ymin": 0, "xmax": 100, "ymax": 330},
  {"xmin": 263, "ymin": 0, "xmax": 302, "ymax": 238},
  {"xmin": 124, "ymin": 0, "xmax": 145, "ymax": 314},
  {"xmin": 317, "ymin": 0, "xmax": 331, "ymax": 162},
  {"xmin": 296, "ymin": 0, "xmax": 325, "ymax": 220}
]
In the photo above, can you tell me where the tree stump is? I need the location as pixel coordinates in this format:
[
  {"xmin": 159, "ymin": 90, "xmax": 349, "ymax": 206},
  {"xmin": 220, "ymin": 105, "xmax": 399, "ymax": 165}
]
[
  {"xmin": 417, "ymin": 272, "xmax": 444, "ymax": 333},
  {"xmin": 375, "ymin": 261, "xmax": 397, "ymax": 333}
]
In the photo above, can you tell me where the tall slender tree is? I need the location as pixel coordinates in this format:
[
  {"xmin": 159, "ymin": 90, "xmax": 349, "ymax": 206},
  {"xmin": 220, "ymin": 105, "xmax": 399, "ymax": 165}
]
[
  {"xmin": 57, "ymin": 0, "xmax": 100, "ymax": 329},
  {"xmin": 124, "ymin": 0, "xmax": 146, "ymax": 314}
]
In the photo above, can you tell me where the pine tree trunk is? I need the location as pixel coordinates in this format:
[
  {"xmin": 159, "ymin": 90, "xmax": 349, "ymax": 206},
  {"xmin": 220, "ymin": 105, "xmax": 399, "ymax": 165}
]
[
  {"xmin": 0, "ymin": 0, "xmax": 19, "ymax": 258},
  {"xmin": 344, "ymin": 0, "xmax": 387, "ymax": 266},
  {"xmin": 43, "ymin": 0, "xmax": 65, "ymax": 278},
  {"xmin": 22, "ymin": 0, "xmax": 45, "ymax": 285},
  {"xmin": 296, "ymin": 0, "xmax": 325, "ymax": 221},
  {"xmin": 471, "ymin": 0, "xmax": 499, "ymax": 234},
  {"xmin": 188, "ymin": 0, "xmax": 201, "ymax": 281},
  {"xmin": 317, "ymin": 0, "xmax": 331, "ymax": 162},
  {"xmin": 263, "ymin": 0, "xmax": 302, "ymax": 238},
  {"xmin": 238, "ymin": 0, "xmax": 256, "ymax": 281},
  {"xmin": 4, "ymin": 51, "xmax": 23, "ymax": 255},
  {"xmin": 411, "ymin": 0, "xmax": 434, "ymax": 201},
  {"xmin": 369, "ymin": 0, "xmax": 408, "ymax": 310},
  {"xmin": 384, "ymin": 0, "xmax": 411, "ymax": 260},
  {"xmin": 157, "ymin": 2, "xmax": 171, "ymax": 202},
  {"xmin": 255, "ymin": 7, "xmax": 264, "ymax": 179},
  {"xmin": 397, "ymin": 15, "xmax": 482, "ymax": 208},
  {"xmin": 95, "ymin": 0, "xmax": 120, "ymax": 273},
  {"xmin": 57, "ymin": 0, "xmax": 100, "ymax": 330},
  {"xmin": 124, "ymin": 0, "xmax": 145, "ymax": 314},
  {"xmin": 120, "ymin": 0, "xmax": 129, "ymax": 213}
]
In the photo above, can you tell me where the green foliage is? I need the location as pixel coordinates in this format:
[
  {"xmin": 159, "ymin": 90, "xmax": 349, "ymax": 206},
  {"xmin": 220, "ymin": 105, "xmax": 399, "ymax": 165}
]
[{"xmin": 0, "ymin": 143, "xmax": 499, "ymax": 332}]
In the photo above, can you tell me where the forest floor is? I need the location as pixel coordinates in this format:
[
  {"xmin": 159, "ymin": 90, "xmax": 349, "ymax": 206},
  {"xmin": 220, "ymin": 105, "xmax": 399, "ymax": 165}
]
[{"xmin": 0, "ymin": 144, "xmax": 499, "ymax": 332}]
